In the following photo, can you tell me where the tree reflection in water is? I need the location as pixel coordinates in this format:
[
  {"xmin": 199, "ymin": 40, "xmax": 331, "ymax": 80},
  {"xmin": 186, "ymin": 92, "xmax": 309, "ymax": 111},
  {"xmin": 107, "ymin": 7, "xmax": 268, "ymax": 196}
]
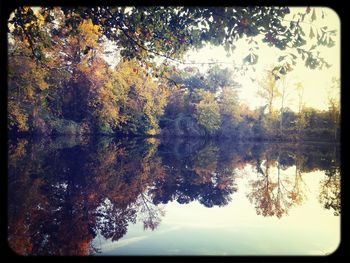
[
  {"xmin": 247, "ymin": 146, "xmax": 307, "ymax": 218},
  {"xmin": 319, "ymin": 147, "xmax": 340, "ymax": 216},
  {"xmin": 8, "ymin": 137, "xmax": 340, "ymax": 255}
]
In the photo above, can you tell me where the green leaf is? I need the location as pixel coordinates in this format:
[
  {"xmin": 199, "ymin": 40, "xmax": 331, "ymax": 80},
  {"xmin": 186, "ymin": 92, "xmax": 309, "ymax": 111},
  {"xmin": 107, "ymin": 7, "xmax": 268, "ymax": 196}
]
[
  {"xmin": 289, "ymin": 53, "xmax": 297, "ymax": 59},
  {"xmin": 327, "ymin": 38, "xmax": 335, "ymax": 48},
  {"xmin": 309, "ymin": 44, "xmax": 317, "ymax": 51},
  {"xmin": 309, "ymin": 27, "xmax": 315, "ymax": 39},
  {"xmin": 311, "ymin": 8, "xmax": 317, "ymax": 22},
  {"xmin": 243, "ymin": 53, "xmax": 258, "ymax": 65},
  {"xmin": 230, "ymin": 44, "xmax": 236, "ymax": 52},
  {"xmin": 278, "ymin": 55, "xmax": 286, "ymax": 62},
  {"xmin": 279, "ymin": 66, "xmax": 287, "ymax": 75}
]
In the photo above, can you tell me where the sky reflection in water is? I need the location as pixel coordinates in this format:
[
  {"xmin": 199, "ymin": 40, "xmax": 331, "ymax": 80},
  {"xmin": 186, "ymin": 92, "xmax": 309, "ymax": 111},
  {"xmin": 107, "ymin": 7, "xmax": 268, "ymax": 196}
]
[{"xmin": 8, "ymin": 136, "xmax": 340, "ymax": 256}]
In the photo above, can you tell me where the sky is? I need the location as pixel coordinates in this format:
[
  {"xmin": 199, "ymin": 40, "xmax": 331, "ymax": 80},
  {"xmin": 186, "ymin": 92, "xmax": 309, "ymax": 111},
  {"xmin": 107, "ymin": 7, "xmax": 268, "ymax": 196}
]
[{"xmin": 181, "ymin": 7, "xmax": 340, "ymax": 112}]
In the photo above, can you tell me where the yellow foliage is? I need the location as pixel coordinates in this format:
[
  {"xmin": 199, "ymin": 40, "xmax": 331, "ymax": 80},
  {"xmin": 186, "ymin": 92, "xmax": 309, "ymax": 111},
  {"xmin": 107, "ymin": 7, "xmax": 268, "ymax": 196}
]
[
  {"xmin": 89, "ymin": 62, "xmax": 132, "ymax": 130},
  {"xmin": 23, "ymin": 37, "xmax": 31, "ymax": 48},
  {"xmin": 35, "ymin": 12, "xmax": 45, "ymax": 26},
  {"xmin": 113, "ymin": 59, "xmax": 168, "ymax": 134},
  {"xmin": 8, "ymin": 101, "xmax": 29, "ymax": 132},
  {"xmin": 146, "ymin": 137, "xmax": 158, "ymax": 144},
  {"xmin": 8, "ymin": 139, "xmax": 28, "ymax": 162},
  {"xmin": 78, "ymin": 19, "xmax": 102, "ymax": 51},
  {"xmin": 147, "ymin": 128, "xmax": 157, "ymax": 136},
  {"xmin": 68, "ymin": 37, "xmax": 78, "ymax": 46},
  {"xmin": 26, "ymin": 87, "xmax": 34, "ymax": 100},
  {"xmin": 37, "ymin": 78, "xmax": 49, "ymax": 91},
  {"xmin": 195, "ymin": 91, "xmax": 221, "ymax": 133},
  {"xmin": 77, "ymin": 54, "xmax": 90, "ymax": 73},
  {"xmin": 257, "ymin": 70, "xmax": 281, "ymax": 115}
]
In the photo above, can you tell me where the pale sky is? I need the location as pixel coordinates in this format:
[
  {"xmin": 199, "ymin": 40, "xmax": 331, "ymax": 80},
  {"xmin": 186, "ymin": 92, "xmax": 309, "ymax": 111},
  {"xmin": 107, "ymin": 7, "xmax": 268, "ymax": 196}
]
[{"xmin": 181, "ymin": 7, "xmax": 340, "ymax": 112}]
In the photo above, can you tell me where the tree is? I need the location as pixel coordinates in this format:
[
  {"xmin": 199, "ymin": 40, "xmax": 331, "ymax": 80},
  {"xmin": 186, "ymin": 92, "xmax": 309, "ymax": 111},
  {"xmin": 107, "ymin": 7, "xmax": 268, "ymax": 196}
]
[
  {"xmin": 247, "ymin": 149, "xmax": 301, "ymax": 218},
  {"xmin": 7, "ymin": 7, "xmax": 339, "ymax": 139},
  {"xmin": 257, "ymin": 70, "xmax": 281, "ymax": 136},
  {"xmin": 220, "ymin": 87, "xmax": 241, "ymax": 123},
  {"xmin": 319, "ymin": 170, "xmax": 340, "ymax": 216},
  {"xmin": 8, "ymin": 38, "xmax": 50, "ymax": 133},
  {"xmin": 278, "ymin": 76, "xmax": 290, "ymax": 136},
  {"xmin": 288, "ymin": 151, "xmax": 307, "ymax": 206},
  {"xmin": 114, "ymin": 60, "xmax": 169, "ymax": 135},
  {"xmin": 58, "ymin": 17, "xmax": 104, "ymax": 123},
  {"xmin": 327, "ymin": 77, "xmax": 340, "ymax": 141},
  {"xmin": 207, "ymin": 66, "xmax": 239, "ymax": 92},
  {"xmin": 206, "ymin": 66, "xmax": 241, "ymax": 124},
  {"xmin": 295, "ymin": 82, "xmax": 306, "ymax": 138},
  {"xmin": 87, "ymin": 59, "xmax": 129, "ymax": 133},
  {"xmin": 195, "ymin": 91, "xmax": 221, "ymax": 134},
  {"xmin": 10, "ymin": 7, "xmax": 335, "ymax": 76},
  {"xmin": 137, "ymin": 192, "xmax": 165, "ymax": 231},
  {"xmin": 258, "ymin": 70, "xmax": 281, "ymax": 116}
]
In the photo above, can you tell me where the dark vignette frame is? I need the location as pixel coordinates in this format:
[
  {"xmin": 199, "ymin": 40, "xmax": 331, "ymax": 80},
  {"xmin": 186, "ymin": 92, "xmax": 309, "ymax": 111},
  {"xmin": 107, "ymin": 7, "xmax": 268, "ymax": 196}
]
[{"xmin": 0, "ymin": 0, "xmax": 346, "ymax": 262}]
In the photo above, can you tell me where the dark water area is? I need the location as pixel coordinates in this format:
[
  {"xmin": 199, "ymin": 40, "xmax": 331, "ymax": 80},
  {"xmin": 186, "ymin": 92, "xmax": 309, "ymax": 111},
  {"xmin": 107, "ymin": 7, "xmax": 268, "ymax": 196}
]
[{"xmin": 7, "ymin": 136, "xmax": 340, "ymax": 255}]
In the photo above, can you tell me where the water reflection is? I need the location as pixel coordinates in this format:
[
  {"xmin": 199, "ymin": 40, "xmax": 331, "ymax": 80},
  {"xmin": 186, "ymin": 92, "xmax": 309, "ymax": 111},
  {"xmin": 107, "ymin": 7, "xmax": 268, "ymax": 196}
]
[
  {"xmin": 246, "ymin": 147, "xmax": 307, "ymax": 218},
  {"xmin": 8, "ymin": 137, "xmax": 340, "ymax": 255}
]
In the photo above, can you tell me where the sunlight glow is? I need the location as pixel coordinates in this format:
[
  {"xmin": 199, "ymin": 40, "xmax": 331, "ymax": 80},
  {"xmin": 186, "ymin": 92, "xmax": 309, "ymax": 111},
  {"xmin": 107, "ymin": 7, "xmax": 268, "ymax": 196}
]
[{"xmin": 182, "ymin": 7, "xmax": 340, "ymax": 112}]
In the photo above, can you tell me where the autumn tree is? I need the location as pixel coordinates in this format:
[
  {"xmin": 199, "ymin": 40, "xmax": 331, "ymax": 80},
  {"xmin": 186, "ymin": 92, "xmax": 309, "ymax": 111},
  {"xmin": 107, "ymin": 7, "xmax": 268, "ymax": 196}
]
[
  {"xmin": 258, "ymin": 70, "xmax": 280, "ymax": 116},
  {"xmin": 87, "ymin": 59, "xmax": 128, "ymax": 134},
  {"xmin": 8, "ymin": 9, "xmax": 51, "ymax": 133},
  {"xmin": 326, "ymin": 77, "xmax": 340, "ymax": 141},
  {"xmin": 206, "ymin": 66, "xmax": 238, "ymax": 93},
  {"xmin": 195, "ymin": 90, "xmax": 221, "ymax": 135},
  {"xmin": 257, "ymin": 70, "xmax": 281, "ymax": 136},
  {"xmin": 7, "ymin": 7, "xmax": 339, "ymax": 140},
  {"xmin": 113, "ymin": 60, "xmax": 169, "ymax": 135},
  {"xmin": 219, "ymin": 87, "xmax": 241, "ymax": 124},
  {"xmin": 278, "ymin": 76, "xmax": 290, "ymax": 136},
  {"xmin": 288, "ymin": 151, "xmax": 307, "ymax": 206},
  {"xmin": 294, "ymin": 82, "xmax": 306, "ymax": 138},
  {"xmin": 11, "ymin": 7, "xmax": 335, "ymax": 76},
  {"xmin": 247, "ymin": 150, "xmax": 298, "ymax": 218},
  {"xmin": 318, "ymin": 144, "xmax": 340, "ymax": 216}
]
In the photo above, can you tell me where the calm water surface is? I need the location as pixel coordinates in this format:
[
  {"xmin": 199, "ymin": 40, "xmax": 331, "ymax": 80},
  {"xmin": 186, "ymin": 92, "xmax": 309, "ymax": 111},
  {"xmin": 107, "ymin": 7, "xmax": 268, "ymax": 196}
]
[{"xmin": 8, "ymin": 136, "xmax": 340, "ymax": 255}]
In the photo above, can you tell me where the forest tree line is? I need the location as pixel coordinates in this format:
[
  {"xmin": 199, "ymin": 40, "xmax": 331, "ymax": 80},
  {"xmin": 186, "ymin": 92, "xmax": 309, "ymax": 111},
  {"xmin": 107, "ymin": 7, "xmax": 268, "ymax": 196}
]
[{"xmin": 8, "ymin": 7, "xmax": 340, "ymax": 141}]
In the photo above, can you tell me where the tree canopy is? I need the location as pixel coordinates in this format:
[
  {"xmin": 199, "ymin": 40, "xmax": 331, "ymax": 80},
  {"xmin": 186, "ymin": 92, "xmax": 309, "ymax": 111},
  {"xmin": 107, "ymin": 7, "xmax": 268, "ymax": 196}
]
[
  {"xmin": 9, "ymin": 7, "xmax": 336, "ymax": 75},
  {"xmin": 7, "ymin": 6, "xmax": 339, "ymax": 140}
]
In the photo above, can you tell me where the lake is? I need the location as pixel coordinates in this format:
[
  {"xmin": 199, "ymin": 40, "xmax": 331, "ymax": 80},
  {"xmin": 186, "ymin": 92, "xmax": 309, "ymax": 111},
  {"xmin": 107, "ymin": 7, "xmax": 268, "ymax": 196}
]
[{"xmin": 7, "ymin": 136, "xmax": 340, "ymax": 256}]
